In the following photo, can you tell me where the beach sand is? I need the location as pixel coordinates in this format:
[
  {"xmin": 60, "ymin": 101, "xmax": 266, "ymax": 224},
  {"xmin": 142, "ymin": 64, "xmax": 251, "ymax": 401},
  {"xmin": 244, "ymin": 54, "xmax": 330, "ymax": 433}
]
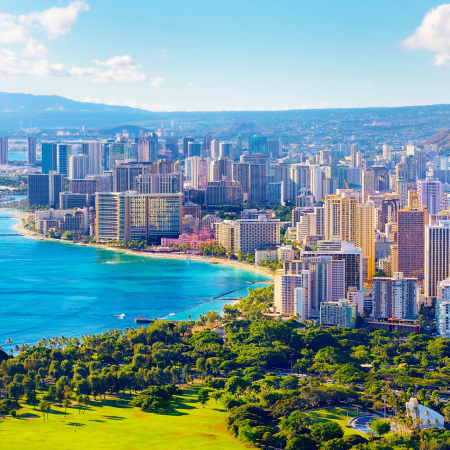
[{"xmin": 0, "ymin": 209, "xmax": 274, "ymax": 279}]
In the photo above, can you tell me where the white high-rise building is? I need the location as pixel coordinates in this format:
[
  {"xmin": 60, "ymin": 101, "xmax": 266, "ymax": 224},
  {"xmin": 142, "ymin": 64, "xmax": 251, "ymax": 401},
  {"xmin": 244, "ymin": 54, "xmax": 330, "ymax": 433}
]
[
  {"xmin": 68, "ymin": 155, "xmax": 90, "ymax": 180},
  {"xmin": 382, "ymin": 144, "xmax": 393, "ymax": 160},
  {"xmin": 87, "ymin": 141, "xmax": 102, "ymax": 175},
  {"xmin": 210, "ymin": 140, "xmax": 221, "ymax": 160},
  {"xmin": 309, "ymin": 164, "xmax": 323, "ymax": 202},
  {"xmin": 290, "ymin": 164, "xmax": 309, "ymax": 200},
  {"xmin": 424, "ymin": 220, "xmax": 450, "ymax": 299},
  {"xmin": 436, "ymin": 278, "xmax": 450, "ymax": 336}
]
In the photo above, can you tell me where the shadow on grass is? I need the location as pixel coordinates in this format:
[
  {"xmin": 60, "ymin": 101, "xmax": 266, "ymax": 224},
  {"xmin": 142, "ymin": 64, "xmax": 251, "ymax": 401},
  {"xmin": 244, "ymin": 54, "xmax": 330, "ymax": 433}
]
[
  {"xmin": 66, "ymin": 422, "xmax": 86, "ymax": 427},
  {"xmin": 17, "ymin": 413, "xmax": 40, "ymax": 420},
  {"xmin": 93, "ymin": 398, "xmax": 132, "ymax": 409},
  {"xmin": 156, "ymin": 395, "xmax": 199, "ymax": 417},
  {"xmin": 89, "ymin": 419, "xmax": 106, "ymax": 422},
  {"xmin": 102, "ymin": 415, "xmax": 126, "ymax": 420}
]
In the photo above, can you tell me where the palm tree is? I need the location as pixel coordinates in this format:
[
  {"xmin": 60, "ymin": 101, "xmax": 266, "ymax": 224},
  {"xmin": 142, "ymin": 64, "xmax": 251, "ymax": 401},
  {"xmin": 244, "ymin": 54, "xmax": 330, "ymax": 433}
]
[{"xmin": 6, "ymin": 338, "xmax": 12, "ymax": 355}]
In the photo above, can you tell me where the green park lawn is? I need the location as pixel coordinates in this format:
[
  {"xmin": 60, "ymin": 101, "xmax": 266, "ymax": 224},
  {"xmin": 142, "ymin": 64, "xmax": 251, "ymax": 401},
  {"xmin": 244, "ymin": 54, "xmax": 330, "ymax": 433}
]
[
  {"xmin": 0, "ymin": 386, "xmax": 251, "ymax": 450},
  {"xmin": 304, "ymin": 406, "xmax": 365, "ymax": 436}
]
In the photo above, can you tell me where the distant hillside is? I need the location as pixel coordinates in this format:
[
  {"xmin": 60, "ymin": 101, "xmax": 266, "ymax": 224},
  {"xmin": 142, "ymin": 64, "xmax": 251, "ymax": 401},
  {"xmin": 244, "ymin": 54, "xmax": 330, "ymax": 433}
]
[
  {"xmin": 211, "ymin": 121, "xmax": 273, "ymax": 138},
  {"xmin": 424, "ymin": 129, "xmax": 450, "ymax": 148}
]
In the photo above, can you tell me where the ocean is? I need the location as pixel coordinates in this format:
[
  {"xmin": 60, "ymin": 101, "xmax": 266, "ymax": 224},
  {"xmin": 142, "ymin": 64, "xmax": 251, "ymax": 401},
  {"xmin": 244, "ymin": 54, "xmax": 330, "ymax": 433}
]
[{"xmin": 0, "ymin": 213, "xmax": 270, "ymax": 346}]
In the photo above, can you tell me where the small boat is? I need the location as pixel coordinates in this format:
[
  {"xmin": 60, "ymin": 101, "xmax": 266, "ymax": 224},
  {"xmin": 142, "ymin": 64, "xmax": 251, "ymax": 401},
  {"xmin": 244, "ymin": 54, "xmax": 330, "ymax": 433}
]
[{"xmin": 210, "ymin": 261, "xmax": 218, "ymax": 264}]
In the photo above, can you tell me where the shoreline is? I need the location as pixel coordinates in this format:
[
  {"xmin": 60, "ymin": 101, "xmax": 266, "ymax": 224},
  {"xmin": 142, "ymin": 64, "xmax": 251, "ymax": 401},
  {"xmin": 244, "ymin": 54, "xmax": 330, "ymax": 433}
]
[{"xmin": 0, "ymin": 209, "xmax": 274, "ymax": 280}]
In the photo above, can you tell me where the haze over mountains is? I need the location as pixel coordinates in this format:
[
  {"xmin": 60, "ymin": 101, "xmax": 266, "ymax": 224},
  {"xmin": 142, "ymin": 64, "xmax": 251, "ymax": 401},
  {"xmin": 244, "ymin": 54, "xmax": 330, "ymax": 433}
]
[{"xmin": 2, "ymin": 91, "xmax": 450, "ymax": 144}]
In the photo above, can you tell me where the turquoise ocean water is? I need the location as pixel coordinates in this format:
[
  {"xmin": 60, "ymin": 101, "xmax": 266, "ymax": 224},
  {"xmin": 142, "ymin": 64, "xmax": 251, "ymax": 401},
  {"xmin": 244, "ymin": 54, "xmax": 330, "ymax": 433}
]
[{"xmin": 0, "ymin": 212, "xmax": 270, "ymax": 346}]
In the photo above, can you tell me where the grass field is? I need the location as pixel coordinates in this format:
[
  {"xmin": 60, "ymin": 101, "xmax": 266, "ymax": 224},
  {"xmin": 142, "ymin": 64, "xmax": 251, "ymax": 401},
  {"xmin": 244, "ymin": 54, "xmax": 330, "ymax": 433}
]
[
  {"xmin": 304, "ymin": 406, "xmax": 365, "ymax": 436},
  {"xmin": 0, "ymin": 387, "xmax": 251, "ymax": 450}
]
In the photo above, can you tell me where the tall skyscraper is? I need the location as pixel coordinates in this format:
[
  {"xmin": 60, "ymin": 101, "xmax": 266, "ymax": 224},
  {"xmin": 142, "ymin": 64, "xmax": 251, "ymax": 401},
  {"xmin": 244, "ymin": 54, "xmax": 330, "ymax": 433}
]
[
  {"xmin": 210, "ymin": 140, "xmax": 221, "ymax": 159},
  {"xmin": 249, "ymin": 136, "xmax": 267, "ymax": 155},
  {"xmin": 397, "ymin": 207, "xmax": 428, "ymax": 281},
  {"xmin": 148, "ymin": 133, "xmax": 158, "ymax": 163},
  {"xmin": 188, "ymin": 142, "xmax": 202, "ymax": 158},
  {"xmin": 28, "ymin": 172, "xmax": 64, "ymax": 207},
  {"xmin": 220, "ymin": 143, "xmax": 233, "ymax": 159},
  {"xmin": 382, "ymin": 144, "xmax": 392, "ymax": 160},
  {"xmin": 138, "ymin": 137, "xmax": 149, "ymax": 162},
  {"xmin": 68, "ymin": 155, "xmax": 90, "ymax": 180},
  {"xmin": 27, "ymin": 137, "xmax": 36, "ymax": 165},
  {"xmin": 57, "ymin": 144, "xmax": 71, "ymax": 176},
  {"xmin": 290, "ymin": 164, "xmax": 309, "ymax": 200},
  {"xmin": 362, "ymin": 169, "xmax": 375, "ymax": 203},
  {"xmin": 424, "ymin": 220, "xmax": 450, "ymax": 299},
  {"xmin": 0, "ymin": 138, "xmax": 8, "ymax": 165},
  {"xmin": 165, "ymin": 138, "xmax": 178, "ymax": 157},
  {"xmin": 182, "ymin": 137, "xmax": 195, "ymax": 157},
  {"xmin": 113, "ymin": 164, "xmax": 151, "ymax": 192},
  {"xmin": 417, "ymin": 178, "xmax": 442, "ymax": 215},
  {"xmin": 86, "ymin": 141, "xmax": 102, "ymax": 175},
  {"xmin": 41, "ymin": 143, "xmax": 57, "ymax": 174},
  {"xmin": 267, "ymin": 140, "xmax": 282, "ymax": 158},
  {"xmin": 204, "ymin": 135, "xmax": 212, "ymax": 154},
  {"xmin": 236, "ymin": 134, "xmax": 243, "ymax": 154}
]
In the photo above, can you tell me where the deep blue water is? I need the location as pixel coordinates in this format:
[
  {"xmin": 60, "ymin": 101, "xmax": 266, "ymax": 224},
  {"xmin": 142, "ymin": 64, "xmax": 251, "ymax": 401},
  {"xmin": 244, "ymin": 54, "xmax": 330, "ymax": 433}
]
[{"xmin": 0, "ymin": 213, "xmax": 270, "ymax": 346}]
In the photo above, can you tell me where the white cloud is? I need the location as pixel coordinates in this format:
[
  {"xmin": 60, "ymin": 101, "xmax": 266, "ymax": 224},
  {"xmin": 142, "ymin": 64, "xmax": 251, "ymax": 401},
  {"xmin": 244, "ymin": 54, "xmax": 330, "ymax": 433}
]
[
  {"xmin": 149, "ymin": 76, "xmax": 166, "ymax": 87},
  {"xmin": 23, "ymin": 40, "xmax": 48, "ymax": 57},
  {"xmin": 82, "ymin": 96, "xmax": 102, "ymax": 103},
  {"xmin": 402, "ymin": 4, "xmax": 450, "ymax": 66},
  {"xmin": 93, "ymin": 55, "xmax": 141, "ymax": 69},
  {"xmin": 0, "ymin": 3, "xmax": 163, "ymax": 84},
  {"xmin": 22, "ymin": 1, "xmax": 90, "ymax": 39},
  {"xmin": 0, "ymin": 48, "xmax": 155, "ymax": 83},
  {"xmin": 186, "ymin": 82, "xmax": 194, "ymax": 87}
]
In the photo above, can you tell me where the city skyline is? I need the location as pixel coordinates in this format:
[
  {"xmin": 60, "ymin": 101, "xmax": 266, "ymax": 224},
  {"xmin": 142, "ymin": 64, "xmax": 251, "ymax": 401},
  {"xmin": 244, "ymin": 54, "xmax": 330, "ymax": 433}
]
[{"xmin": 1, "ymin": 1, "xmax": 450, "ymax": 111}]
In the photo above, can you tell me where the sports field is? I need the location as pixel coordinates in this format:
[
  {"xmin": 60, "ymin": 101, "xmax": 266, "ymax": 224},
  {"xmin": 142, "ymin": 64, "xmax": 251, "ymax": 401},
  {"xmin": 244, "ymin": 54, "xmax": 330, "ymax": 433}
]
[{"xmin": 0, "ymin": 387, "xmax": 250, "ymax": 450}]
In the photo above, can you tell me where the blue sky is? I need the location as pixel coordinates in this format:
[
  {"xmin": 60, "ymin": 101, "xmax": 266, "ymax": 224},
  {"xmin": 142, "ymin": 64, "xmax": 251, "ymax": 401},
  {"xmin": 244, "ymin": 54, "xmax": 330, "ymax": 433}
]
[{"xmin": 0, "ymin": 0, "xmax": 449, "ymax": 111}]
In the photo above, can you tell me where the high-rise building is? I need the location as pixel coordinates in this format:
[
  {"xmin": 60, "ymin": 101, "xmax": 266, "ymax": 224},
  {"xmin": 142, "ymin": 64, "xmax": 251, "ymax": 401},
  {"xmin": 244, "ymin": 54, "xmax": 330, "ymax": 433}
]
[
  {"xmin": 27, "ymin": 137, "xmax": 36, "ymax": 165},
  {"xmin": 138, "ymin": 137, "xmax": 149, "ymax": 162},
  {"xmin": 0, "ymin": 138, "xmax": 8, "ymax": 165},
  {"xmin": 210, "ymin": 140, "xmax": 221, "ymax": 159},
  {"xmin": 28, "ymin": 172, "xmax": 65, "ymax": 207},
  {"xmin": 215, "ymin": 216, "xmax": 281, "ymax": 255},
  {"xmin": 372, "ymin": 272, "xmax": 418, "ymax": 320},
  {"xmin": 249, "ymin": 136, "xmax": 267, "ymax": 155},
  {"xmin": 274, "ymin": 164, "xmax": 291, "ymax": 203},
  {"xmin": 70, "ymin": 179, "xmax": 99, "ymax": 195},
  {"xmin": 309, "ymin": 165, "xmax": 324, "ymax": 202},
  {"xmin": 113, "ymin": 164, "xmax": 152, "ymax": 192},
  {"xmin": 362, "ymin": 169, "xmax": 375, "ymax": 203},
  {"xmin": 86, "ymin": 141, "xmax": 102, "ymax": 175},
  {"xmin": 382, "ymin": 144, "xmax": 392, "ymax": 160},
  {"xmin": 268, "ymin": 182, "xmax": 282, "ymax": 206},
  {"xmin": 417, "ymin": 178, "xmax": 441, "ymax": 215},
  {"xmin": 42, "ymin": 143, "xmax": 57, "ymax": 174},
  {"xmin": 437, "ymin": 278, "xmax": 450, "ymax": 336},
  {"xmin": 424, "ymin": 220, "xmax": 450, "ymax": 299},
  {"xmin": 188, "ymin": 142, "xmax": 202, "ymax": 158},
  {"xmin": 416, "ymin": 150, "xmax": 427, "ymax": 180},
  {"xmin": 290, "ymin": 164, "xmax": 309, "ymax": 200},
  {"xmin": 397, "ymin": 207, "xmax": 428, "ymax": 281},
  {"xmin": 135, "ymin": 173, "xmax": 183, "ymax": 194},
  {"xmin": 302, "ymin": 240, "xmax": 363, "ymax": 296},
  {"xmin": 236, "ymin": 134, "xmax": 243, "ymax": 154},
  {"xmin": 95, "ymin": 192, "xmax": 182, "ymax": 243},
  {"xmin": 148, "ymin": 133, "xmax": 158, "ymax": 163},
  {"xmin": 165, "ymin": 138, "xmax": 178, "ymax": 156},
  {"xmin": 182, "ymin": 137, "xmax": 195, "ymax": 157},
  {"xmin": 220, "ymin": 143, "xmax": 233, "ymax": 159},
  {"xmin": 266, "ymin": 140, "xmax": 282, "ymax": 158},
  {"xmin": 57, "ymin": 144, "xmax": 71, "ymax": 176},
  {"xmin": 205, "ymin": 180, "xmax": 243, "ymax": 206},
  {"xmin": 68, "ymin": 155, "xmax": 90, "ymax": 180},
  {"xmin": 204, "ymin": 135, "xmax": 213, "ymax": 155}
]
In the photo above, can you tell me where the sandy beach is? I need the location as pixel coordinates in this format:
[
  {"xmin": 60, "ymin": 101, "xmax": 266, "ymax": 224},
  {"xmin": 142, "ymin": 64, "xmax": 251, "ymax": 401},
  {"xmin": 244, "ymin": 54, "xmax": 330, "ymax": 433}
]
[{"xmin": 0, "ymin": 209, "xmax": 274, "ymax": 279}]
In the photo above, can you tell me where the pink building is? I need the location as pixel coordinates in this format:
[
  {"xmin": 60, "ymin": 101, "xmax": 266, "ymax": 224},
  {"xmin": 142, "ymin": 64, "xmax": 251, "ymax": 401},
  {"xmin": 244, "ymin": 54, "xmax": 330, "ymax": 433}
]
[{"xmin": 161, "ymin": 226, "xmax": 215, "ymax": 249}]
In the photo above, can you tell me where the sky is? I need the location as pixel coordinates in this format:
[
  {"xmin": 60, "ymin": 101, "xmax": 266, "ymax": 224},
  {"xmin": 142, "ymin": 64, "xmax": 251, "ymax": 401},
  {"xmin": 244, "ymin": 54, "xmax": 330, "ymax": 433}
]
[{"xmin": 1, "ymin": 0, "xmax": 450, "ymax": 111}]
